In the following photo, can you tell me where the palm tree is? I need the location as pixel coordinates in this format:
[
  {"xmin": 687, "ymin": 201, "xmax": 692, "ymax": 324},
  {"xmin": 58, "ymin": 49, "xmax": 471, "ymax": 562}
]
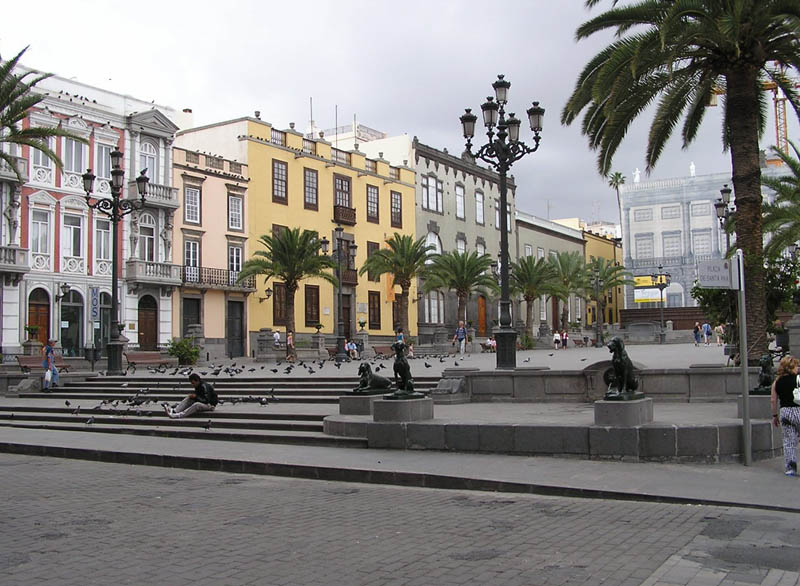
[
  {"xmin": 585, "ymin": 257, "xmax": 634, "ymax": 343},
  {"xmin": 237, "ymin": 228, "xmax": 337, "ymax": 356},
  {"xmin": 422, "ymin": 250, "xmax": 499, "ymax": 323},
  {"xmin": 761, "ymin": 141, "xmax": 800, "ymax": 259},
  {"xmin": 548, "ymin": 251, "xmax": 589, "ymax": 332},
  {"xmin": 510, "ymin": 256, "xmax": 557, "ymax": 340},
  {"xmin": 561, "ymin": 1, "xmax": 800, "ymax": 358},
  {"xmin": 608, "ymin": 171, "xmax": 625, "ymax": 229},
  {"xmin": 1, "ymin": 46, "xmax": 86, "ymax": 181},
  {"xmin": 358, "ymin": 233, "xmax": 432, "ymax": 336}
]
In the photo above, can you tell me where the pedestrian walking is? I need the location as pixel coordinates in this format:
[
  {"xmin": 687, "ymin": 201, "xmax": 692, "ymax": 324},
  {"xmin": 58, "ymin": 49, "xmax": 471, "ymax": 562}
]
[
  {"xmin": 553, "ymin": 331, "xmax": 561, "ymax": 350},
  {"xmin": 286, "ymin": 330, "xmax": 295, "ymax": 362},
  {"xmin": 714, "ymin": 323, "xmax": 725, "ymax": 346},
  {"xmin": 561, "ymin": 330, "xmax": 569, "ymax": 349},
  {"xmin": 771, "ymin": 356, "xmax": 800, "ymax": 476},
  {"xmin": 41, "ymin": 338, "xmax": 59, "ymax": 390},
  {"xmin": 702, "ymin": 322, "xmax": 712, "ymax": 346},
  {"xmin": 693, "ymin": 322, "xmax": 702, "ymax": 346},
  {"xmin": 395, "ymin": 328, "xmax": 405, "ymax": 345},
  {"xmin": 272, "ymin": 330, "xmax": 281, "ymax": 348},
  {"xmin": 164, "ymin": 373, "xmax": 218, "ymax": 419},
  {"xmin": 452, "ymin": 320, "xmax": 468, "ymax": 358}
]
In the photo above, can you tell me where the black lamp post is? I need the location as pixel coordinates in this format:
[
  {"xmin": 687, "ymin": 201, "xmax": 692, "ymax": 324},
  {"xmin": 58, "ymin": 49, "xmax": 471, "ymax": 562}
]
[
  {"xmin": 461, "ymin": 74, "xmax": 544, "ymax": 369},
  {"xmin": 320, "ymin": 226, "xmax": 356, "ymax": 362},
  {"xmin": 82, "ymin": 149, "xmax": 149, "ymax": 375},
  {"xmin": 592, "ymin": 268, "xmax": 604, "ymax": 347},
  {"xmin": 714, "ymin": 184, "xmax": 734, "ymax": 254},
  {"xmin": 650, "ymin": 264, "xmax": 671, "ymax": 344}
]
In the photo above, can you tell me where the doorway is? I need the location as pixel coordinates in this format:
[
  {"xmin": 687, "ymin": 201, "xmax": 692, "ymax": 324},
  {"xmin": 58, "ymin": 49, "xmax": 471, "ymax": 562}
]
[
  {"xmin": 551, "ymin": 298, "xmax": 560, "ymax": 332},
  {"xmin": 182, "ymin": 297, "xmax": 201, "ymax": 337},
  {"xmin": 342, "ymin": 294, "xmax": 352, "ymax": 340},
  {"xmin": 138, "ymin": 295, "xmax": 158, "ymax": 351},
  {"xmin": 27, "ymin": 288, "xmax": 50, "ymax": 345},
  {"xmin": 226, "ymin": 300, "xmax": 244, "ymax": 357},
  {"xmin": 477, "ymin": 295, "xmax": 487, "ymax": 337},
  {"xmin": 60, "ymin": 290, "xmax": 84, "ymax": 357}
]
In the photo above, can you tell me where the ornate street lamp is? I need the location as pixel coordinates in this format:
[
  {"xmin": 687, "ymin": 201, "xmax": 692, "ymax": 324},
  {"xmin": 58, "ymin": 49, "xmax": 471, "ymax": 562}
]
[
  {"xmin": 82, "ymin": 149, "xmax": 149, "ymax": 374},
  {"xmin": 321, "ymin": 226, "xmax": 355, "ymax": 362},
  {"xmin": 592, "ymin": 268, "xmax": 604, "ymax": 347},
  {"xmin": 461, "ymin": 74, "xmax": 544, "ymax": 368},
  {"xmin": 650, "ymin": 264, "xmax": 671, "ymax": 344}
]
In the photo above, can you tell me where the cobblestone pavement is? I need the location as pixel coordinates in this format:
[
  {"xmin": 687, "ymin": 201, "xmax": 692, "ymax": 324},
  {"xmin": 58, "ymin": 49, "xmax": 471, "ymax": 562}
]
[{"xmin": 3, "ymin": 454, "xmax": 799, "ymax": 586}]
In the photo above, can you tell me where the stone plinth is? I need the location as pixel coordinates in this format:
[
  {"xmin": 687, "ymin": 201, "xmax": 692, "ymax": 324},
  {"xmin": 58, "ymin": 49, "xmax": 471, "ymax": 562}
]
[
  {"xmin": 594, "ymin": 398, "xmax": 653, "ymax": 427},
  {"xmin": 373, "ymin": 397, "xmax": 434, "ymax": 422},
  {"xmin": 339, "ymin": 393, "xmax": 384, "ymax": 415},
  {"xmin": 737, "ymin": 394, "xmax": 772, "ymax": 419}
]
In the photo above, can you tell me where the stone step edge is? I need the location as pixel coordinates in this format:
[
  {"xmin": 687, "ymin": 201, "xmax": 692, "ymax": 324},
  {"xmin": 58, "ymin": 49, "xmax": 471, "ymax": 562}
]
[{"xmin": 0, "ymin": 436, "xmax": 794, "ymax": 514}]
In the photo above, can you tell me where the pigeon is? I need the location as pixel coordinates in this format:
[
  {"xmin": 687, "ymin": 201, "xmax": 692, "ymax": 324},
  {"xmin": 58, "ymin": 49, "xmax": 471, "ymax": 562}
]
[
  {"xmin": 424, "ymin": 362, "xmax": 432, "ymax": 368},
  {"xmin": 454, "ymin": 361, "xmax": 460, "ymax": 367},
  {"xmin": 86, "ymin": 417, "xmax": 94, "ymax": 425},
  {"xmin": 439, "ymin": 357, "xmax": 446, "ymax": 363},
  {"xmin": 260, "ymin": 366, "xmax": 265, "ymax": 370},
  {"xmin": 271, "ymin": 369, "xmax": 278, "ymax": 374},
  {"xmin": 121, "ymin": 382, "xmax": 129, "ymax": 388},
  {"xmin": 523, "ymin": 357, "xmax": 531, "ymax": 363},
  {"xmin": 72, "ymin": 406, "xmax": 81, "ymax": 416},
  {"xmin": 259, "ymin": 397, "xmax": 268, "ymax": 406},
  {"xmin": 269, "ymin": 388, "xmax": 277, "ymax": 402},
  {"xmin": 334, "ymin": 362, "xmax": 342, "ymax": 369},
  {"xmin": 248, "ymin": 368, "xmax": 256, "ymax": 372},
  {"xmin": 580, "ymin": 358, "xmax": 587, "ymax": 362},
  {"xmin": 200, "ymin": 371, "xmax": 208, "ymax": 376},
  {"xmin": 203, "ymin": 420, "xmax": 212, "ymax": 431},
  {"xmin": 65, "ymin": 400, "xmax": 71, "ymax": 407},
  {"xmin": 548, "ymin": 353, "xmax": 554, "ymax": 357}
]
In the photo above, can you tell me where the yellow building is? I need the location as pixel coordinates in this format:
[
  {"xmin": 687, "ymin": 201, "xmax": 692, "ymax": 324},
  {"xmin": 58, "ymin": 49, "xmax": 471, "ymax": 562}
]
[
  {"xmin": 175, "ymin": 116, "xmax": 417, "ymax": 349},
  {"xmin": 170, "ymin": 147, "xmax": 252, "ymax": 359},
  {"xmin": 583, "ymin": 230, "xmax": 624, "ymax": 325}
]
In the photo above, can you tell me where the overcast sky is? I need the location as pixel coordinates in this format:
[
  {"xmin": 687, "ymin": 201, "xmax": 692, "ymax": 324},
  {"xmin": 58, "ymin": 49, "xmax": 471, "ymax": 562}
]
[{"xmin": 3, "ymin": 0, "xmax": 798, "ymax": 222}]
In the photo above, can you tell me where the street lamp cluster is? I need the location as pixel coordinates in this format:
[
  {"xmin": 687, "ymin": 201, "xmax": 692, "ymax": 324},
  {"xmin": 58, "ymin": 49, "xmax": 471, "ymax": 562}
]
[
  {"xmin": 714, "ymin": 184, "xmax": 734, "ymax": 253},
  {"xmin": 321, "ymin": 225, "xmax": 357, "ymax": 362},
  {"xmin": 82, "ymin": 149, "xmax": 149, "ymax": 375},
  {"xmin": 651, "ymin": 264, "xmax": 671, "ymax": 344},
  {"xmin": 592, "ymin": 268, "xmax": 604, "ymax": 347},
  {"xmin": 460, "ymin": 75, "xmax": 544, "ymax": 369}
]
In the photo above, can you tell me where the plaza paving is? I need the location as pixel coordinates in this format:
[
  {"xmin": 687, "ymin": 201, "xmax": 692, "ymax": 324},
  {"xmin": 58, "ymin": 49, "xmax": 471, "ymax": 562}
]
[{"xmin": 2, "ymin": 453, "xmax": 799, "ymax": 586}]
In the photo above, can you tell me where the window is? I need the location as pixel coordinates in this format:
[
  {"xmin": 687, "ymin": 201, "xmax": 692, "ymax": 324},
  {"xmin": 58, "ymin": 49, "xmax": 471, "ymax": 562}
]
[
  {"xmin": 272, "ymin": 160, "xmax": 288, "ymax": 203},
  {"xmin": 185, "ymin": 151, "xmax": 199, "ymax": 164},
  {"xmin": 455, "ymin": 184, "xmax": 465, "ymax": 219},
  {"xmin": 31, "ymin": 210, "xmax": 49, "ymax": 253},
  {"xmin": 367, "ymin": 241, "xmax": 380, "ymax": 282},
  {"xmin": 228, "ymin": 245, "xmax": 242, "ymax": 273},
  {"xmin": 524, "ymin": 244, "xmax": 533, "ymax": 257},
  {"xmin": 62, "ymin": 214, "xmax": 82, "ymax": 257},
  {"xmin": 64, "ymin": 138, "xmax": 86, "ymax": 173},
  {"xmin": 425, "ymin": 232, "xmax": 442, "ymax": 263},
  {"xmin": 537, "ymin": 247, "xmax": 545, "ymax": 259},
  {"xmin": 230, "ymin": 162, "xmax": 243, "ymax": 174},
  {"xmin": 95, "ymin": 219, "xmax": 110, "ymax": 260},
  {"xmin": 31, "ymin": 137, "xmax": 53, "ymax": 169},
  {"xmin": 475, "ymin": 191, "xmax": 484, "ymax": 224},
  {"xmin": 540, "ymin": 295, "xmax": 547, "ymax": 321},
  {"xmin": 228, "ymin": 195, "xmax": 243, "ymax": 230},
  {"xmin": 633, "ymin": 208, "xmax": 653, "ymax": 222},
  {"xmin": 272, "ymin": 224, "xmax": 287, "ymax": 237},
  {"xmin": 366, "ymin": 185, "xmax": 379, "ymax": 223},
  {"xmin": 305, "ymin": 285, "xmax": 320, "ymax": 327},
  {"xmin": 368, "ymin": 291, "xmax": 381, "ymax": 329},
  {"xmin": 663, "ymin": 233, "xmax": 682, "ymax": 257},
  {"xmin": 692, "ymin": 232, "xmax": 712, "ymax": 255},
  {"xmin": 634, "ymin": 235, "xmax": 654, "ymax": 258},
  {"xmin": 476, "ymin": 242, "xmax": 486, "ymax": 257},
  {"xmin": 334, "ymin": 175, "xmax": 351, "ymax": 208},
  {"xmin": 273, "ymin": 282, "xmax": 288, "ymax": 326},
  {"xmin": 184, "ymin": 240, "xmax": 199, "ymax": 282},
  {"xmin": 495, "ymin": 201, "xmax": 511, "ymax": 232},
  {"xmin": 184, "ymin": 187, "xmax": 200, "ymax": 224},
  {"xmin": 96, "ymin": 144, "xmax": 112, "ymax": 179},
  {"xmin": 421, "ymin": 176, "xmax": 443, "ymax": 212},
  {"xmin": 666, "ymin": 293, "xmax": 682, "ymax": 307},
  {"xmin": 139, "ymin": 213, "xmax": 156, "ymax": 262},
  {"xmin": 139, "ymin": 140, "xmax": 158, "ymax": 182},
  {"xmin": 691, "ymin": 202, "xmax": 711, "ymax": 216},
  {"xmin": 304, "ymin": 168, "xmax": 318, "ymax": 210},
  {"xmin": 207, "ymin": 156, "xmax": 223, "ymax": 170},
  {"xmin": 424, "ymin": 291, "xmax": 444, "ymax": 324},
  {"xmin": 390, "ymin": 191, "xmax": 402, "ymax": 228},
  {"xmin": 661, "ymin": 206, "xmax": 680, "ymax": 219},
  {"xmin": 456, "ymin": 239, "xmax": 466, "ymax": 253}
]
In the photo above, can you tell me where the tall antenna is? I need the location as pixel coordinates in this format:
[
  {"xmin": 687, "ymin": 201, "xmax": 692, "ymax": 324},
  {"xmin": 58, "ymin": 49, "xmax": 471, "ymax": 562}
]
[
  {"xmin": 335, "ymin": 104, "xmax": 338, "ymax": 150},
  {"xmin": 309, "ymin": 97, "xmax": 313, "ymax": 138},
  {"xmin": 353, "ymin": 113, "xmax": 357, "ymax": 150}
]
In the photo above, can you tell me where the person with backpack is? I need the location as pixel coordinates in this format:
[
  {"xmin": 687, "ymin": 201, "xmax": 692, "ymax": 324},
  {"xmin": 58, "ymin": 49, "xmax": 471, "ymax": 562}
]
[{"xmin": 164, "ymin": 373, "xmax": 218, "ymax": 418}]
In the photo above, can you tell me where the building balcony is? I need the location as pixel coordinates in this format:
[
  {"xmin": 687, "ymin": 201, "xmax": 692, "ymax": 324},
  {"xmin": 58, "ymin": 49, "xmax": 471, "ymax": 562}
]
[
  {"xmin": 125, "ymin": 259, "xmax": 182, "ymax": 291},
  {"xmin": 0, "ymin": 246, "xmax": 30, "ymax": 285},
  {"xmin": 0, "ymin": 155, "xmax": 28, "ymax": 184},
  {"xmin": 127, "ymin": 180, "xmax": 179, "ymax": 209},
  {"xmin": 181, "ymin": 266, "xmax": 256, "ymax": 292},
  {"xmin": 341, "ymin": 268, "xmax": 358, "ymax": 286},
  {"xmin": 333, "ymin": 205, "xmax": 356, "ymax": 226}
]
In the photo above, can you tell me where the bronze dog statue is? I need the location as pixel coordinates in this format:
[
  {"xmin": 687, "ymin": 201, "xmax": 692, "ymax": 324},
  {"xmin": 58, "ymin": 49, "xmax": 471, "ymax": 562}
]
[
  {"xmin": 353, "ymin": 362, "xmax": 392, "ymax": 393},
  {"xmin": 603, "ymin": 336, "xmax": 640, "ymax": 399}
]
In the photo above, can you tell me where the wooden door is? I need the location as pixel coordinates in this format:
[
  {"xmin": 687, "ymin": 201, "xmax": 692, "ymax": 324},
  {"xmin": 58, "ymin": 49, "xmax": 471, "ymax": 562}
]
[
  {"xmin": 477, "ymin": 296, "xmax": 487, "ymax": 337},
  {"xmin": 182, "ymin": 298, "xmax": 201, "ymax": 337},
  {"xmin": 27, "ymin": 289, "xmax": 50, "ymax": 346},
  {"xmin": 138, "ymin": 296, "xmax": 158, "ymax": 351},
  {"xmin": 226, "ymin": 300, "xmax": 244, "ymax": 357}
]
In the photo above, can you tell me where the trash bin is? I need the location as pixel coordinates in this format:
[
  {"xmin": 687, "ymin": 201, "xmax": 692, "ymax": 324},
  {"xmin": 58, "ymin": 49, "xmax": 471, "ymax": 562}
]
[{"xmin": 84, "ymin": 345, "xmax": 100, "ymax": 371}]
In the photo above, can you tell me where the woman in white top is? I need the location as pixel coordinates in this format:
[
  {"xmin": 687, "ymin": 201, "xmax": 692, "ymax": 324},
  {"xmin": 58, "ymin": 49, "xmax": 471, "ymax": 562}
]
[{"xmin": 553, "ymin": 331, "xmax": 561, "ymax": 349}]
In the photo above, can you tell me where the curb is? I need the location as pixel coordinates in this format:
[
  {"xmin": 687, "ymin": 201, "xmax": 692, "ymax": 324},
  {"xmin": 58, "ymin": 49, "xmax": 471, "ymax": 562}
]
[{"xmin": 1, "ymin": 440, "xmax": 797, "ymax": 514}]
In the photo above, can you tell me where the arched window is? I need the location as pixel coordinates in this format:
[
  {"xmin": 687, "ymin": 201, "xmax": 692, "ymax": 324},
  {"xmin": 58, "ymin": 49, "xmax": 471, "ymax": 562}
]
[
  {"xmin": 139, "ymin": 213, "xmax": 156, "ymax": 262},
  {"xmin": 139, "ymin": 140, "xmax": 158, "ymax": 183},
  {"xmin": 425, "ymin": 232, "xmax": 442, "ymax": 264},
  {"xmin": 424, "ymin": 291, "xmax": 444, "ymax": 324}
]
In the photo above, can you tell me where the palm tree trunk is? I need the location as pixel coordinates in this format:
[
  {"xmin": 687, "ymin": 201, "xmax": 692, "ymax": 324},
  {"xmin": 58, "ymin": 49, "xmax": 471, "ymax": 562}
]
[
  {"xmin": 525, "ymin": 296, "xmax": 534, "ymax": 339},
  {"xmin": 399, "ymin": 286, "xmax": 410, "ymax": 337},
  {"xmin": 457, "ymin": 294, "xmax": 467, "ymax": 324},
  {"xmin": 561, "ymin": 300, "xmax": 569, "ymax": 332},
  {"xmin": 727, "ymin": 67, "xmax": 767, "ymax": 362},
  {"xmin": 286, "ymin": 287, "xmax": 297, "ymax": 360}
]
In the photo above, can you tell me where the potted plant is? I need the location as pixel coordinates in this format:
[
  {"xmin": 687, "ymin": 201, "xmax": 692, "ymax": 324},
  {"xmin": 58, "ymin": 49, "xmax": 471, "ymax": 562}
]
[
  {"xmin": 314, "ymin": 323, "xmax": 324, "ymax": 334},
  {"xmin": 166, "ymin": 337, "xmax": 200, "ymax": 365},
  {"xmin": 24, "ymin": 325, "xmax": 40, "ymax": 340},
  {"xmin": 358, "ymin": 319, "xmax": 367, "ymax": 331}
]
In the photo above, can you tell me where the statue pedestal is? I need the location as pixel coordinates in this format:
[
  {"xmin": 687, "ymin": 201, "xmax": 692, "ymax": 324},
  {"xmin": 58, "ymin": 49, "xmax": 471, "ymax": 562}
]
[
  {"xmin": 339, "ymin": 393, "xmax": 384, "ymax": 415},
  {"xmin": 373, "ymin": 397, "xmax": 434, "ymax": 422},
  {"xmin": 22, "ymin": 339, "xmax": 42, "ymax": 356},
  {"xmin": 594, "ymin": 398, "xmax": 653, "ymax": 427},
  {"xmin": 737, "ymin": 394, "xmax": 772, "ymax": 419},
  {"xmin": 356, "ymin": 330, "xmax": 374, "ymax": 359}
]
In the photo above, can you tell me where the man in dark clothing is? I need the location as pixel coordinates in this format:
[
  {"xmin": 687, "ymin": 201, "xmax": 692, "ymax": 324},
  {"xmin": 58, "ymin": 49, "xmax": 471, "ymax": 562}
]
[{"xmin": 164, "ymin": 373, "xmax": 217, "ymax": 419}]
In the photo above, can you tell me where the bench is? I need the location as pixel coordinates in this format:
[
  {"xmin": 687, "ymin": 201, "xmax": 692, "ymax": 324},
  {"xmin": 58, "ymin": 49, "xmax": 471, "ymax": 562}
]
[
  {"xmin": 480, "ymin": 342, "xmax": 496, "ymax": 353},
  {"xmin": 123, "ymin": 351, "xmax": 172, "ymax": 372},
  {"xmin": 16, "ymin": 354, "xmax": 72, "ymax": 374},
  {"xmin": 572, "ymin": 338, "xmax": 587, "ymax": 348},
  {"xmin": 373, "ymin": 345, "xmax": 393, "ymax": 358}
]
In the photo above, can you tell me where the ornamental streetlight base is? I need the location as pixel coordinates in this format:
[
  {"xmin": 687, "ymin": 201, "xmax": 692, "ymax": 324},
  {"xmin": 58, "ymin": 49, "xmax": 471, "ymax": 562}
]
[
  {"xmin": 106, "ymin": 339, "xmax": 125, "ymax": 375},
  {"xmin": 494, "ymin": 327, "xmax": 517, "ymax": 369},
  {"xmin": 335, "ymin": 335, "xmax": 348, "ymax": 362}
]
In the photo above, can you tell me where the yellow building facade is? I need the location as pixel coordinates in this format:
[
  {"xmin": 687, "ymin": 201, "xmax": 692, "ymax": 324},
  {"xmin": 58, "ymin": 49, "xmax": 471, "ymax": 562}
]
[
  {"xmin": 176, "ymin": 117, "xmax": 417, "ymax": 347},
  {"xmin": 583, "ymin": 230, "xmax": 624, "ymax": 325}
]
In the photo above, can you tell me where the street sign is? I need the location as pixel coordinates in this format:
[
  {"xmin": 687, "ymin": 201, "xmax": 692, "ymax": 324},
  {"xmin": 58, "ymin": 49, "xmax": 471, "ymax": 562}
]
[
  {"xmin": 90, "ymin": 287, "xmax": 99, "ymax": 319},
  {"xmin": 697, "ymin": 259, "xmax": 740, "ymax": 290},
  {"xmin": 634, "ymin": 288, "xmax": 661, "ymax": 303}
]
